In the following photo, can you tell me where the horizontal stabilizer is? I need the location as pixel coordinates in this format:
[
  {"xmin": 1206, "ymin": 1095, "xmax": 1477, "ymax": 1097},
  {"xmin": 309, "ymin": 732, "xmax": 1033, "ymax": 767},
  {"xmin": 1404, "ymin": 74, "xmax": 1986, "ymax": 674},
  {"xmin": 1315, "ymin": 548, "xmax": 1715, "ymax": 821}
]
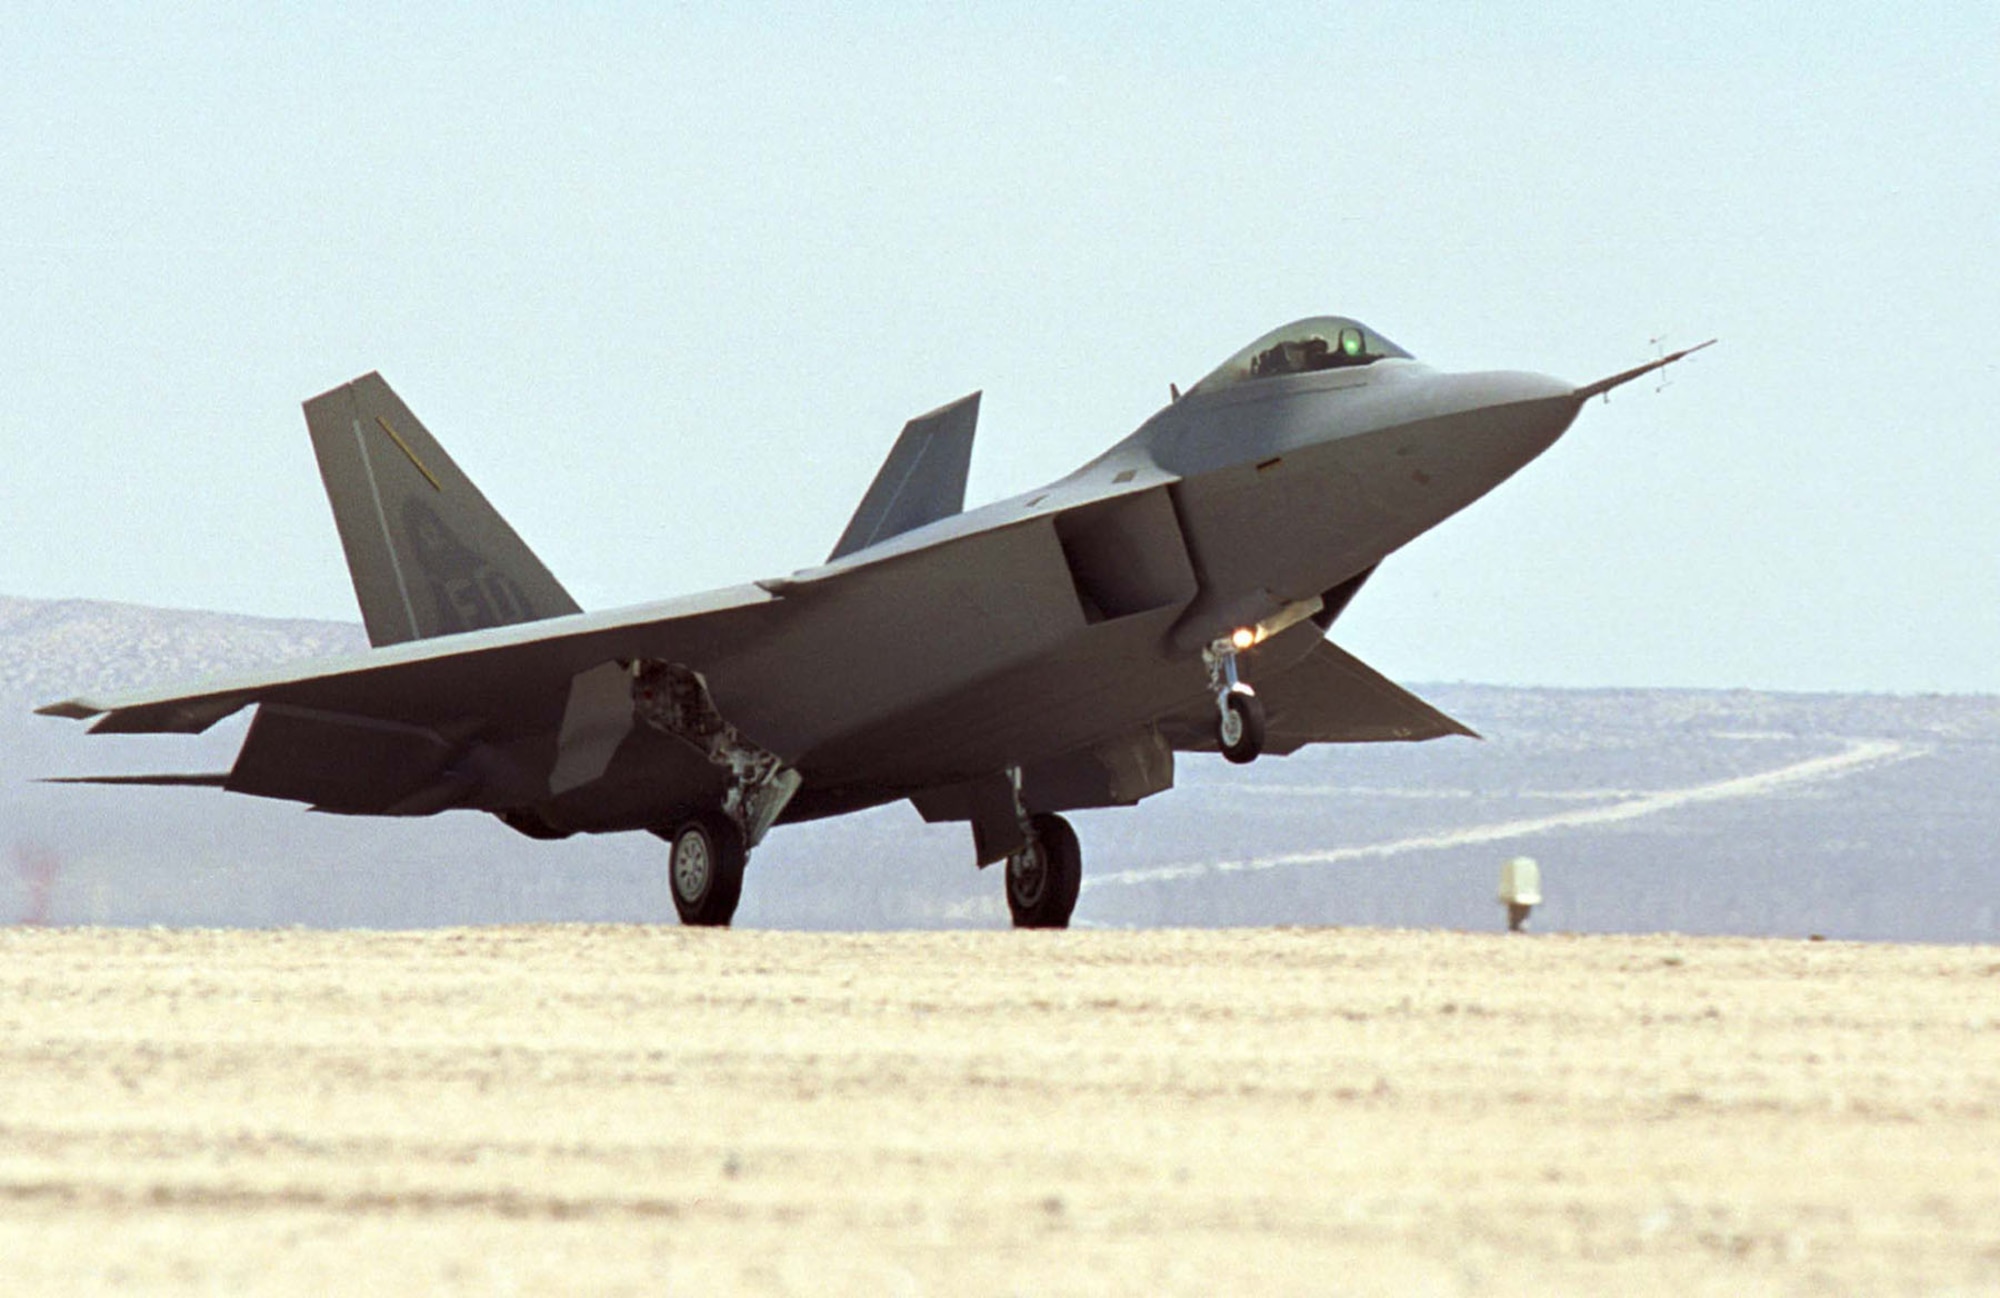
[
  {"xmin": 1163, "ymin": 638, "xmax": 1476, "ymax": 756},
  {"xmin": 828, "ymin": 392, "xmax": 980, "ymax": 562},
  {"xmin": 304, "ymin": 373, "xmax": 582, "ymax": 647},
  {"xmin": 222, "ymin": 703, "xmax": 466, "ymax": 815}
]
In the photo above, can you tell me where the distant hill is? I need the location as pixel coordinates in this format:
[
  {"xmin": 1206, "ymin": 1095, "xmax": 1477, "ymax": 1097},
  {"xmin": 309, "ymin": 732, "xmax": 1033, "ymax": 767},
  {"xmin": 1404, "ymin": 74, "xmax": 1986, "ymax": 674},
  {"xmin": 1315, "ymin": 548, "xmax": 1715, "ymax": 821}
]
[
  {"xmin": 5, "ymin": 594, "xmax": 1997, "ymax": 940},
  {"xmin": 0, "ymin": 595, "xmax": 364, "ymax": 703}
]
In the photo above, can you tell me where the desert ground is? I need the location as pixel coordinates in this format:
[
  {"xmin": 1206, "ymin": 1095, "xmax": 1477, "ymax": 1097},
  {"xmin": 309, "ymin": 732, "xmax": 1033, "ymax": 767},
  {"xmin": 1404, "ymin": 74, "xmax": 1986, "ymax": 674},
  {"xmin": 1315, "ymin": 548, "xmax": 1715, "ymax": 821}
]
[{"xmin": 1, "ymin": 926, "xmax": 1996, "ymax": 1295}]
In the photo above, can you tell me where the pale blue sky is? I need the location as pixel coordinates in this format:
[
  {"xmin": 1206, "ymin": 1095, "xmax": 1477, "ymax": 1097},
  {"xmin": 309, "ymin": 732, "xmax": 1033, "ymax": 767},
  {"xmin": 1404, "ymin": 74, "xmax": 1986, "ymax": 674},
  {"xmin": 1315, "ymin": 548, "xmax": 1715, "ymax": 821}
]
[{"xmin": 4, "ymin": 5, "xmax": 1995, "ymax": 692}]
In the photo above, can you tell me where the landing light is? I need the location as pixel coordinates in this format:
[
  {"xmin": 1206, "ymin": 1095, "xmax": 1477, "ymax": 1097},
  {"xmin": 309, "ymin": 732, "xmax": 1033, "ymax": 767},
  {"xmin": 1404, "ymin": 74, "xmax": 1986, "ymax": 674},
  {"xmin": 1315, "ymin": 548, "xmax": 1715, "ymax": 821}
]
[{"xmin": 1230, "ymin": 627, "xmax": 1259, "ymax": 651}]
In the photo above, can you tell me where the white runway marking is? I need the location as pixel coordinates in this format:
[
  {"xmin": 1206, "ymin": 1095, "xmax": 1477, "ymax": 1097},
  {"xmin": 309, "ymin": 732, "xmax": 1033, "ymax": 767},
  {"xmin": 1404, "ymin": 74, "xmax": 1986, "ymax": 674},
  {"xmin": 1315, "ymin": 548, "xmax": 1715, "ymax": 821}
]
[
  {"xmin": 1085, "ymin": 737, "xmax": 1923, "ymax": 891},
  {"xmin": 1217, "ymin": 784, "xmax": 1644, "ymax": 801}
]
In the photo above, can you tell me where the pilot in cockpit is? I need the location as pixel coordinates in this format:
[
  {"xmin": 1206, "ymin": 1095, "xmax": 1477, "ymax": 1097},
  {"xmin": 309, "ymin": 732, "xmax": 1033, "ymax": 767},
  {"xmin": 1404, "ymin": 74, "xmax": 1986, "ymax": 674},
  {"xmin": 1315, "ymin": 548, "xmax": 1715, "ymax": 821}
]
[
  {"xmin": 1250, "ymin": 328, "xmax": 1376, "ymax": 379},
  {"xmin": 1252, "ymin": 336, "xmax": 1329, "ymax": 378}
]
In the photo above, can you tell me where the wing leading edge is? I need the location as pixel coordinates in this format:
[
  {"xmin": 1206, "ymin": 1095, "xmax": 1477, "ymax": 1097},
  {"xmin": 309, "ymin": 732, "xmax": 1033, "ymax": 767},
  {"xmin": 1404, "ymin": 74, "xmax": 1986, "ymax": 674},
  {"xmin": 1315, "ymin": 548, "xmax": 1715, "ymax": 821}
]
[
  {"xmin": 34, "ymin": 584, "xmax": 783, "ymax": 818},
  {"xmin": 35, "ymin": 583, "xmax": 781, "ymax": 736}
]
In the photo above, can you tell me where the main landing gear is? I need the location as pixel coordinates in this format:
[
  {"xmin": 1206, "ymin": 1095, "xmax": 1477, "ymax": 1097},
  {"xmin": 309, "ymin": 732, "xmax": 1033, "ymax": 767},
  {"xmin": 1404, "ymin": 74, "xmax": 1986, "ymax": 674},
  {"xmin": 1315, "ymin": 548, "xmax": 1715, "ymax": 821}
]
[
  {"xmin": 635, "ymin": 661, "xmax": 801, "ymax": 929},
  {"xmin": 1005, "ymin": 812, "xmax": 1082, "ymax": 929},
  {"xmin": 990, "ymin": 636, "xmax": 1270, "ymax": 928},
  {"xmin": 667, "ymin": 810, "xmax": 746, "ymax": 927},
  {"xmin": 640, "ymin": 631, "xmax": 1269, "ymax": 929},
  {"xmin": 1204, "ymin": 638, "xmax": 1266, "ymax": 764}
]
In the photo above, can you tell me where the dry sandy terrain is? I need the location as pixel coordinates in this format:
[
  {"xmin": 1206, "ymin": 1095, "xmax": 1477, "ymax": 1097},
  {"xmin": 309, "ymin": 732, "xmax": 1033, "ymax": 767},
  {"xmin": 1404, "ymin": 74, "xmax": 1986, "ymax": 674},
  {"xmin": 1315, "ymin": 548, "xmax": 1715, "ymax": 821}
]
[{"xmin": 1, "ymin": 926, "xmax": 1997, "ymax": 1296}]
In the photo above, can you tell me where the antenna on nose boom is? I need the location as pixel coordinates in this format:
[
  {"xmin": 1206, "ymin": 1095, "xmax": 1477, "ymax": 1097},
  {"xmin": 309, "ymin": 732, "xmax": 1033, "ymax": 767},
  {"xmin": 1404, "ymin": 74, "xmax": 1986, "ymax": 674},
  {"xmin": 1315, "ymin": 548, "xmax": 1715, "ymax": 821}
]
[{"xmin": 1574, "ymin": 337, "xmax": 1716, "ymax": 403}]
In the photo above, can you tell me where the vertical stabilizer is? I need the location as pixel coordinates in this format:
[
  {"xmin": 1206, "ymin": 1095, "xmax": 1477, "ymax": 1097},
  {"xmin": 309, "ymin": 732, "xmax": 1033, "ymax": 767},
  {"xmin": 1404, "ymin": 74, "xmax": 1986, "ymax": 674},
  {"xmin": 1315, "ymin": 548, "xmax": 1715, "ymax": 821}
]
[
  {"xmin": 303, "ymin": 373, "xmax": 581, "ymax": 647},
  {"xmin": 828, "ymin": 392, "xmax": 980, "ymax": 561}
]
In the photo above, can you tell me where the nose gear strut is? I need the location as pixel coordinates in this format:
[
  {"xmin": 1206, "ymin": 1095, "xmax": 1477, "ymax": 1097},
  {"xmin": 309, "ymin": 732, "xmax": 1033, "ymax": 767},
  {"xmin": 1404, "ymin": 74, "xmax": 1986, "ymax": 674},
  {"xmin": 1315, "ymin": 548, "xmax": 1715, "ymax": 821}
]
[{"xmin": 1202, "ymin": 638, "xmax": 1267, "ymax": 764}]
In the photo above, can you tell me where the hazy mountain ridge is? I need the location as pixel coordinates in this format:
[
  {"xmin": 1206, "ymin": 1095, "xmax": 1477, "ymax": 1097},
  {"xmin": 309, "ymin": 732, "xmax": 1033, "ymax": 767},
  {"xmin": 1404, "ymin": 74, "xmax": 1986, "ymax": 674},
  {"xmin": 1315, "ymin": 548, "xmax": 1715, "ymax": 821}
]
[
  {"xmin": 5, "ymin": 594, "xmax": 1996, "ymax": 939},
  {"xmin": 0, "ymin": 595, "xmax": 364, "ymax": 705}
]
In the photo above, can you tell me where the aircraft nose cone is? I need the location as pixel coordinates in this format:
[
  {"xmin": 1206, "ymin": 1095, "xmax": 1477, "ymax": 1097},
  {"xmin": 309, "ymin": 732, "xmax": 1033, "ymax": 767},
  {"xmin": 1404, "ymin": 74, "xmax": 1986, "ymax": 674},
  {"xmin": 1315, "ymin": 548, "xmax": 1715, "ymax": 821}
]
[
  {"xmin": 1435, "ymin": 370, "xmax": 1583, "ymax": 473},
  {"xmin": 1459, "ymin": 369, "xmax": 1578, "ymax": 418},
  {"xmin": 1463, "ymin": 370, "xmax": 1575, "ymax": 406},
  {"xmin": 1330, "ymin": 369, "xmax": 1583, "ymax": 539}
]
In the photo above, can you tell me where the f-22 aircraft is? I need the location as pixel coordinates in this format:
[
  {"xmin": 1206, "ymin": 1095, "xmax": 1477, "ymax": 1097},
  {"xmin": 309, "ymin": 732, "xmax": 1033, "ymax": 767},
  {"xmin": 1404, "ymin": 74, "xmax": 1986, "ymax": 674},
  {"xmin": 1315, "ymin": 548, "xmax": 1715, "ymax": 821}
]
[{"xmin": 40, "ymin": 317, "xmax": 1710, "ymax": 928}]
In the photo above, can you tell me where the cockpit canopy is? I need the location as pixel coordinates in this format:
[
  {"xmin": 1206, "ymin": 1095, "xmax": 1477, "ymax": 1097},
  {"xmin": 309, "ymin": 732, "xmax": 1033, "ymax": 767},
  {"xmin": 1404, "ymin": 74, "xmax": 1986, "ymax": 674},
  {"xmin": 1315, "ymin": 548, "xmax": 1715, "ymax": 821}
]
[{"xmin": 1187, "ymin": 316, "xmax": 1412, "ymax": 397}]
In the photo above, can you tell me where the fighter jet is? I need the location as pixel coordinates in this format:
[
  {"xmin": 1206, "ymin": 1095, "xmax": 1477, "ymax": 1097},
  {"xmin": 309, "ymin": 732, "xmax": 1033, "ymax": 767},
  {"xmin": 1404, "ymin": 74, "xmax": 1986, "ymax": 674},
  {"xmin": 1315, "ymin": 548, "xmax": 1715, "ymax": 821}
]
[{"xmin": 38, "ymin": 317, "xmax": 1710, "ymax": 928}]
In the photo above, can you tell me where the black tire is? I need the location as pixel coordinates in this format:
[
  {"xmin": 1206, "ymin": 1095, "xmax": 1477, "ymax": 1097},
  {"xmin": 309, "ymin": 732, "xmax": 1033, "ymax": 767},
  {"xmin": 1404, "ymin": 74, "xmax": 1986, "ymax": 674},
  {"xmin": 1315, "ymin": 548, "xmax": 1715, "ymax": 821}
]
[
  {"xmin": 1007, "ymin": 812, "xmax": 1082, "ymax": 929},
  {"xmin": 668, "ymin": 811, "xmax": 746, "ymax": 927},
  {"xmin": 1219, "ymin": 690, "xmax": 1266, "ymax": 765}
]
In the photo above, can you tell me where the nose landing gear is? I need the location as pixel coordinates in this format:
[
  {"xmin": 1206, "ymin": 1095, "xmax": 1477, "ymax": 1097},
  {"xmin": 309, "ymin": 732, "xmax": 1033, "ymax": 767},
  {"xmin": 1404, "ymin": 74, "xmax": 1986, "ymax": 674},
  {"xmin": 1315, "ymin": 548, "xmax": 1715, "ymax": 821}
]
[
  {"xmin": 1204, "ymin": 638, "xmax": 1267, "ymax": 764},
  {"xmin": 1218, "ymin": 690, "xmax": 1266, "ymax": 765}
]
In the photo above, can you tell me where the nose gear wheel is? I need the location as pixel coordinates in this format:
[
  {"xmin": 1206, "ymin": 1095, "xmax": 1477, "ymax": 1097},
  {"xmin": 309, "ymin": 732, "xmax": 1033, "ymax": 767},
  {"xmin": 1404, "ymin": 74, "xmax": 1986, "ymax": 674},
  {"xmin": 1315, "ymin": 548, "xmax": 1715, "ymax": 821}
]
[
  {"xmin": 1219, "ymin": 690, "xmax": 1266, "ymax": 764},
  {"xmin": 1203, "ymin": 640, "xmax": 1266, "ymax": 763}
]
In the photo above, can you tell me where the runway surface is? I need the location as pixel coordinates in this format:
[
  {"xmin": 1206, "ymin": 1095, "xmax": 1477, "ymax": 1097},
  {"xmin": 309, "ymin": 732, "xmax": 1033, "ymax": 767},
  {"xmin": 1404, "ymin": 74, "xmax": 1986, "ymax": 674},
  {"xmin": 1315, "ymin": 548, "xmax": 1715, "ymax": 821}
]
[{"xmin": 2, "ymin": 925, "xmax": 1997, "ymax": 1295}]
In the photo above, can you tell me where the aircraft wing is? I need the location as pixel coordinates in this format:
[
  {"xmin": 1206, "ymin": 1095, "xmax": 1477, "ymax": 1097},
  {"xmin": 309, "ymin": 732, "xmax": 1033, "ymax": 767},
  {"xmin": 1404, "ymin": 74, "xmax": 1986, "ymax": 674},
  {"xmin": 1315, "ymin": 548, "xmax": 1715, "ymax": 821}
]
[
  {"xmin": 35, "ymin": 583, "xmax": 795, "ymax": 815},
  {"xmin": 38, "ymin": 583, "xmax": 783, "ymax": 737},
  {"xmin": 35, "ymin": 506, "xmax": 1110, "ymax": 816},
  {"xmin": 1159, "ymin": 637, "xmax": 1476, "ymax": 756}
]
